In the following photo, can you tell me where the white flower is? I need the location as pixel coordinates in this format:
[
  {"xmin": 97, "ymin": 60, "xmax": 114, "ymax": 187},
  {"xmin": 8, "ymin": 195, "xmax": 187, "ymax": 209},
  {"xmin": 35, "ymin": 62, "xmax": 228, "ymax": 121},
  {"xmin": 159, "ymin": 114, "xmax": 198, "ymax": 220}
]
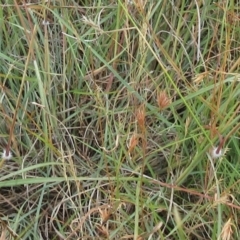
[
  {"xmin": 2, "ymin": 149, "xmax": 12, "ymax": 160},
  {"xmin": 42, "ymin": 20, "xmax": 50, "ymax": 26},
  {"xmin": 210, "ymin": 146, "xmax": 224, "ymax": 159}
]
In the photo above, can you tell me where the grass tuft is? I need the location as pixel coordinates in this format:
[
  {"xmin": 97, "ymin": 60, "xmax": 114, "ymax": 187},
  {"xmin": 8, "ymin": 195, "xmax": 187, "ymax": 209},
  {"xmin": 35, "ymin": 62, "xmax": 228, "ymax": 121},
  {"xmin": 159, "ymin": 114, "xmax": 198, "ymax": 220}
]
[{"xmin": 0, "ymin": 1, "xmax": 240, "ymax": 239}]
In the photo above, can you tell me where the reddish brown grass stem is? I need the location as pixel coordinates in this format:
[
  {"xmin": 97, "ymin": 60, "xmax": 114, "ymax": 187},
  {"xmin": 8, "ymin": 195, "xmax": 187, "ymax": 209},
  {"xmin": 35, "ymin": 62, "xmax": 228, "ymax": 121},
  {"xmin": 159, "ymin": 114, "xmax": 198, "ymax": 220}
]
[
  {"xmin": 216, "ymin": 135, "xmax": 225, "ymax": 154},
  {"xmin": 5, "ymin": 104, "xmax": 19, "ymax": 156}
]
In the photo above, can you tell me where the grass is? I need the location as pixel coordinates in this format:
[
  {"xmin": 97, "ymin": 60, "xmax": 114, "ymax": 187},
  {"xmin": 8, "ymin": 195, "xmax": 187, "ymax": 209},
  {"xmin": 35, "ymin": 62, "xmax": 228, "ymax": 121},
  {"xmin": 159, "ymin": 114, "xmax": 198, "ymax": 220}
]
[{"xmin": 0, "ymin": 0, "xmax": 240, "ymax": 239}]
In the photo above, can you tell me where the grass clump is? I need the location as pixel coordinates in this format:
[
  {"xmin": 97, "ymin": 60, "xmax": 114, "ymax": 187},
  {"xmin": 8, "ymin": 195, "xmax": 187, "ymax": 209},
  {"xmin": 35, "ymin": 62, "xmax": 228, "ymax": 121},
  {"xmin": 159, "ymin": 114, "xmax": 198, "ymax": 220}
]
[{"xmin": 0, "ymin": 1, "xmax": 240, "ymax": 239}]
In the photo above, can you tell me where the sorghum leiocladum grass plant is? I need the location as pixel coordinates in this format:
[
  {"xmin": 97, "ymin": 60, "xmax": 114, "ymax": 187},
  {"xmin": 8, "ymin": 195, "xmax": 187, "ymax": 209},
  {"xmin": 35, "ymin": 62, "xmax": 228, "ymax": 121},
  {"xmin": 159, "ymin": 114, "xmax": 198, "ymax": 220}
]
[{"xmin": 0, "ymin": 1, "xmax": 240, "ymax": 240}]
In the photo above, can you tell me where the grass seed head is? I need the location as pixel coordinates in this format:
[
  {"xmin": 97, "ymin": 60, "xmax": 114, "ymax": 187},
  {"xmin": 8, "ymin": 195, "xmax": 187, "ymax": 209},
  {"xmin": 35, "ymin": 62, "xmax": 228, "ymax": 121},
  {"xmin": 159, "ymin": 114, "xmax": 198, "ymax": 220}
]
[
  {"xmin": 221, "ymin": 218, "xmax": 234, "ymax": 240},
  {"xmin": 99, "ymin": 207, "xmax": 111, "ymax": 225},
  {"xmin": 157, "ymin": 90, "xmax": 171, "ymax": 110},
  {"xmin": 128, "ymin": 134, "xmax": 139, "ymax": 153},
  {"xmin": 136, "ymin": 105, "xmax": 146, "ymax": 133}
]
